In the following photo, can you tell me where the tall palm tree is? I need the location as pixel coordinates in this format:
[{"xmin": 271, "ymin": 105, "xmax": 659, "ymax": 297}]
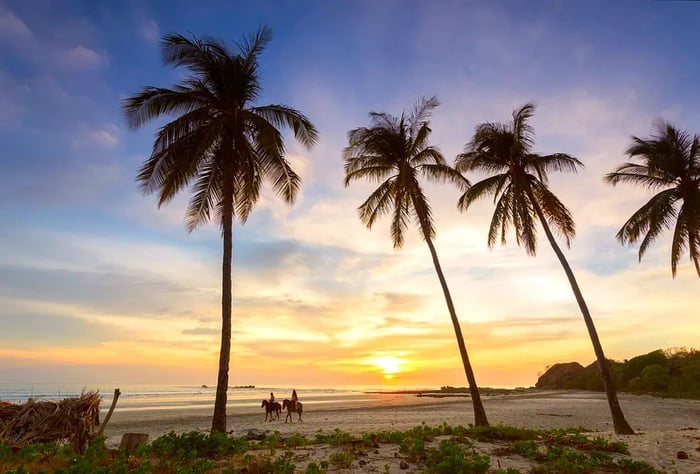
[
  {"xmin": 122, "ymin": 27, "xmax": 318, "ymax": 433},
  {"xmin": 343, "ymin": 96, "xmax": 489, "ymax": 426},
  {"xmin": 605, "ymin": 121, "xmax": 700, "ymax": 278},
  {"xmin": 455, "ymin": 103, "xmax": 634, "ymax": 434}
]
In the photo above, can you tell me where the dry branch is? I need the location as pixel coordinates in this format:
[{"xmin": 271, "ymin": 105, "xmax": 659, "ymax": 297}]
[{"xmin": 0, "ymin": 391, "xmax": 101, "ymax": 453}]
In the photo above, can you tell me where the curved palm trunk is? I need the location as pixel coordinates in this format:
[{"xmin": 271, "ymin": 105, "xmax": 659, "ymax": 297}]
[
  {"xmin": 529, "ymin": 193, "xmax": 634, "ymax": 435},
  {"xmin": 418, "ymin": 221, "xmax": 489, "ymax": 426},
  {"xmin": 212, "ymin": 169, "xmax": 234, "ymax": 434}
]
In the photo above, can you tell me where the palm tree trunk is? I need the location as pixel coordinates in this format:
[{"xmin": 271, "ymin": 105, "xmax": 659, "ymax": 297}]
[
  {"xmin": 211, "ymin": 168, "xmax": 234, "ymax": 434},
  {"xmin": 418, "ymin": 221, "xmax": 489, "ymax": 426},
  {"xmin": 529, "ymin": 193, "xmax": 634, "ymax": 435}
]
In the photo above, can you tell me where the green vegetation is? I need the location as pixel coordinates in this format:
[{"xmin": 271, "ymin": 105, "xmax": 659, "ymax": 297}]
[
  {"xmin": 557, "ymin": 347, "xmax": 700, "ymax": 399},
  {"xmin": 0, "ymin": 423, "xmax": 663, "ymax": 473}
]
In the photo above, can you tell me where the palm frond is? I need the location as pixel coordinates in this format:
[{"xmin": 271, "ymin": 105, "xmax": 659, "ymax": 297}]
[
  {"xmin": 390, "ymin": 189, "xmax": 411, "ymax": 248},
  {"xmin": 137, "ymin": 124, "xmax": 219, "ymax": 203},
  {"xmin": 408, "ymin": 96, "xmax": 439, "ymax": 141},
  {"xmin": 512, "ymin": 103, "xmax": 535, "ymax": 154},
  {"xmin": 457, "ymin": 174, "xmax": 507, "ymax": 211},
  {"xmin": 122, "ymin": 86, "xmax": 210, "ymax": 130},
  {"xmin": 420, "ymin": 162, "xmax": 470, "ymax": 191},
  {"xmin": 604, "ymin": 163, "xmax": 677, "ymax": 189},
  {"xmin": 615, "ymin": 189, "xmax": 678, "ymax": 253},
  {"xmin": 186, "ymin": 156, "xmax": 222, "ymax": 232},
  {"xmin": 527, "ymin": 153, "xmax": 583, "ymax": 183},
  {"xmin": 411, "ymin": 145, "xmax": 445, "ymax": 166},
  {"xmin": 409, "ymin": 180, "xmax": 435, "ymax": 242},
  {"xmin": 357, "ymin": 178, "xmax": 396, "ymax": 229},
  {"xmin": 488, "ymin": 188, "xmax": 512, "ymax": 248},
  {"xmin": 250, "ymin": 104, "xmax": 319, "ymax": 149},
  {"xmin": 530, "ymin": 179, "xmax": 576, "ymax": 247},
  {"xmin": 670, "ymin": 207, "xmax": 690, "ymax": 277},
  {"xmin": 238, "ymin": 25, "xmax": 273, "ymax": 67},
  {"xmin": 231, "ymin": 147, "xmax": 263, "ymax": 224}
]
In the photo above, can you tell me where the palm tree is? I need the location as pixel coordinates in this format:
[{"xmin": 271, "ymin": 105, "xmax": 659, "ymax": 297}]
[
  {"xmin": 343, "ymin": 96, "xmax": 489, "ymax": 426},
  {"xmin": 455, "ymin": 103, "xmax": 634, "ymax": 434},
  {"xmin": 605, "ymin": 121, "xmax": 700, "ymax": 278},
  {"xmin": 122, "ymin": 27, "xmax": 318, "ymax": 433}
]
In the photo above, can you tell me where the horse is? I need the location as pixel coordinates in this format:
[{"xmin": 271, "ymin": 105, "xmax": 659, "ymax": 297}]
[
  {"xmin": 282, "ymin": 399, "xmax": 303, "ymax": 423},
  {"xmin": 261, "ymin": 399, "xmax": 281, "ymax": 421}
]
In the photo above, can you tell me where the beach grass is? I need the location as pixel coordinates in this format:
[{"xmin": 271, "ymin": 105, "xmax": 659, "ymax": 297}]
[{"xmin": 0, "ymin": 423, "xmax": 662, "ymax": 473}]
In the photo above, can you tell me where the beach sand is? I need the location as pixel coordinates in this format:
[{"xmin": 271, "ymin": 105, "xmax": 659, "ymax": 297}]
[{"xmin": 104, "ymin": 390, "xmax": 700, "ymax": 473}]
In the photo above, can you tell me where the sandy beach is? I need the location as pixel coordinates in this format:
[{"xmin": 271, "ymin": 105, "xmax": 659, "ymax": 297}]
[{"xmin": 102, "ymin": 389, "xmax": 700, "ymax": 473}]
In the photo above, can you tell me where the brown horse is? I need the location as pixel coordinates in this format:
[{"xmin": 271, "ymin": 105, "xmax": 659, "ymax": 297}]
[
  {"xmin": 282, "ymin": 399, "xmax": 303, "ymax": 423},
  {"xmin": 261, "ymin": 399, "xmax": 281, "ymax": 421}
]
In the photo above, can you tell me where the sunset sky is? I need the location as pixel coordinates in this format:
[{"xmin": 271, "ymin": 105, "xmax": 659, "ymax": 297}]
[{"xmin": 1, "ymin": 0, "xmax": 698, "ymax": 389}]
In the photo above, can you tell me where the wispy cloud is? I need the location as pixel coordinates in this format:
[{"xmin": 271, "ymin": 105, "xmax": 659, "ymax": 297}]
[
  {"xmin": 59, "ymin": 45, "xmax": 108, "ymax": 70},
  {"xmin": 139, "ymin": 19, "xmax": 160, "ymax": 42},
  {"xmin": 0, "ymin": 7, "xmax": 32, "ymax": 39}
]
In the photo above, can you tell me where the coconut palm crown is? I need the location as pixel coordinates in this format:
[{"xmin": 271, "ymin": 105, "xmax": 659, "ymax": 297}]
[
  {"xmin": 122, "ymin": 27, "xmax": 318, "ymax": 433},
  {"xmin": 605, "ymin": 121, "xmax": 700, "ymax": 278},
  {"xmin": 456, "ymin": 103, "xmax": 635, "ymax": 434},
  {"xmin": 455, "ymin": 103, "xmax": 580, "ymax": 253},
  {"xmin": 343, "ymin": 96, "xmax": 489, "ymax": 426}
]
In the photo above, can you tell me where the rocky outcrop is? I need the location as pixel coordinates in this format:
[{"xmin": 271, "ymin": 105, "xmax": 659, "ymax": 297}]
[{"xmin": 536, "ymin": 362, "xmax": 585, "ymax": 389}]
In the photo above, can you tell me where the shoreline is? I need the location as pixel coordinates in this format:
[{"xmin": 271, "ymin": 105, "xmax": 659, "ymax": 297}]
[{"xmin": 102, "ymin": 390, "xmax": 700, "ymax": 473}]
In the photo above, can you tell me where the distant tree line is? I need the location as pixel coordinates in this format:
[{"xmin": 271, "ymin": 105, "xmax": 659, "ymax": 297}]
[{"xmin": 541, "ymin": 348, "xmax": 700, "ymax": 400}]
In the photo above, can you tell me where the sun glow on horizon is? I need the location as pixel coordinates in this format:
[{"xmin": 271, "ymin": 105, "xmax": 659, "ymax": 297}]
[{"xmin": 368, "ymin": 355, "xmax": 406, "ymax": 380}]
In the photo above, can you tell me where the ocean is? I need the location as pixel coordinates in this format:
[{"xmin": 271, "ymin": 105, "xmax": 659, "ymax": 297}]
[{"xmin": 0, "ymin": 384, "xmax": 413, "ymax": 413}]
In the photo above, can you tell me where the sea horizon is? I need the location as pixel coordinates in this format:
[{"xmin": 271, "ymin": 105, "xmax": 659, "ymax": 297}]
[{"xmin": 0, "ymin": 382, "xmax": 523, "ymax": 412}]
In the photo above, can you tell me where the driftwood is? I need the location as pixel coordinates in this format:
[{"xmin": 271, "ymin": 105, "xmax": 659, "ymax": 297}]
[
  {"xmin": 0, "ymin": 391, "xmax": 101, "ymax": 453},
  {"xmin": 96, "ymin": 388, "xmax": 121, "ymax": 437}
]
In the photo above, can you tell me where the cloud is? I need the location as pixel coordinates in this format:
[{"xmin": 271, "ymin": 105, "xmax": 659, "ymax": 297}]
[
  {"xmin": 139, "ymin": 19, "xmax": 159, "ymax": 42},
  {"xmin": 59, "ymin": 45, "xmax": 107, "ymax": 70},
  {"xmin": 0, "ymin": 8, "xmax": 32, "ymax": 39},
  {"xmin": 82, "ymin": 124, "xmax": 120, "ymax": 147}
]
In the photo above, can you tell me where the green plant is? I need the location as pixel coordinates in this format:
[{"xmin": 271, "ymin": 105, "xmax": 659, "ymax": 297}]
[
  {"xmin": 328, "ymin": 449, "xmax": 354, "ymax": 468},
  {"xmin": 467, "ymin": 424, "xmax": 540, "ymax": 442},
  {"xmin": 304, "ymin": 461, "xmax": 328, "ymax": 474},
  {"xmin": 313, "ymin": 429, "xmax": 358, "ymax": 445},
  {"xmin": 283, "ymin": 432, "xmax": 309, "ymax": 447},
  {"xmin": 399, "ymin": 436, "xmax": 426, "ymax": 462},
  {"xmin": 425, "ymin": 438, "xmax": 490, "ymax": 474}
]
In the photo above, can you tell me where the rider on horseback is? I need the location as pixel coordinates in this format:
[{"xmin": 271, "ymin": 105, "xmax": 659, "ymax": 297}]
[{"xmin": 291, "ymin": 389, "xmax": 298, "ymax": 410}]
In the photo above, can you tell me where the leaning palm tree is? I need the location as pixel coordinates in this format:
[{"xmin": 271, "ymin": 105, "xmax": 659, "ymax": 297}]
[
  {"xmin": 455, "ymin": 103, "xmax": 634, "ymax": 434},
  {"xmin": 605, "ymin": 121, "xmax": 700, "ymax": 278},
  {"xmin": 122, "ymin": 27, "xmax": 318, "ymax": 433},
  {"xmin": 343, "ymin": 96, "xmax": 489, "ymax": 426}
]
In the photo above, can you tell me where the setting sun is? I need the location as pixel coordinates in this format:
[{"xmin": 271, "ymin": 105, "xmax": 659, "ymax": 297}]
[{"xmin": 369, "ymin": 356, "xmax": 405, "ymax": 379}]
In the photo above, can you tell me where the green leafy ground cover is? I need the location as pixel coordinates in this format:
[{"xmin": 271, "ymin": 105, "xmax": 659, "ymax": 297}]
[{"xmin": 0, "ymin": 423, "xmax": 662, "ymax": 473}]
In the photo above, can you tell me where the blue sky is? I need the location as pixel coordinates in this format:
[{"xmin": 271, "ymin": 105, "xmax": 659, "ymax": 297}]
[{"xmin": 0, "ymin": 0, "xmax": 698, "ymax": 388}]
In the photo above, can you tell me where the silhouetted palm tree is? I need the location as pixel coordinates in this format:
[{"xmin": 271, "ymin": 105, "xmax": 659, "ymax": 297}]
[
  {"xmin": 605, "ymin": 121, "xmax": 700, "ymax": 278},
  {"xmin": 343, "ymin": 96, "xmax": 489, "ymax": 426},
  {"xmin": 123, "ymin": 27, "xmax": 318, "ymax": 433},
  {"xmin": 456, "ymin": 103, "xmax": 634, "ymax": 434}
]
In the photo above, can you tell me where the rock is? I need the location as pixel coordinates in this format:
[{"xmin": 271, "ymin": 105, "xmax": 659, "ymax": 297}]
[
  {"xmin": 358, "ymin": 460, "xmax": 367, "ymax": 466},
  {"xmin": 399, "ymin": 460, "xmax": 409, "ymax": 469},
  {"xmin": 677, "ymin": 451, "xmax": 689, "ymax": 459},
  {"xmin": 536, "ymin": 362, "xmax": 585, "ymax": 389},
  {"xmin": 245, "ymin": 429, "xmax": 267, "ymax": 440}
]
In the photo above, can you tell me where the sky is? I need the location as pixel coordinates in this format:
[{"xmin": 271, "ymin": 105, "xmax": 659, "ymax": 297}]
[{"xmin": 0, "ymin": 0, "xmax": 698, "ymax": 390}]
